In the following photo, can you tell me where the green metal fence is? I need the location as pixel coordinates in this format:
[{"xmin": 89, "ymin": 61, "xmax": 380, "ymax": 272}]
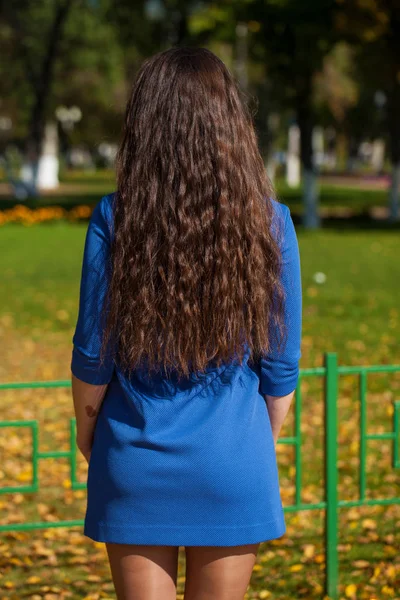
[{"xmin": 0, "ymin": 352, "xmax": 399, "ymax": 599}]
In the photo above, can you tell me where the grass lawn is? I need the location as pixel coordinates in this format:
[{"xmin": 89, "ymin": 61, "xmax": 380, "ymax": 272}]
[{"xmin": 0, "ymin": 199, "xmax": 399, "ymax": 599}]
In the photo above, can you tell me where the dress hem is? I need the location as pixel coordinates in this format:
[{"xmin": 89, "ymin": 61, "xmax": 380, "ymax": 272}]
[{"xmin": 83, "ymin": 517, "xmax": 287, "ymax": 546}]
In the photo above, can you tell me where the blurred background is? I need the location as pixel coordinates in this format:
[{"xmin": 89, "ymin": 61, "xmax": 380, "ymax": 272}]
[
  {"xmin": 0, "ymin": 1, "xmax": 399, "ymax": 599},
  {"xmin": 2, "ymin": 0, "xmax": 400, "ymax": 225}
]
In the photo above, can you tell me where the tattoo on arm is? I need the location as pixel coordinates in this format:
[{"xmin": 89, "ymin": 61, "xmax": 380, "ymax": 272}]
[{"xmin": 85, "ymin": 405, "xmax": 98, "ymax": 418}]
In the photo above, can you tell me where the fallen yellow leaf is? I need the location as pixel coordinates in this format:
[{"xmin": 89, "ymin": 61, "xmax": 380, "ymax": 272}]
[
  {"xmin": 87, "ymin": 575, "xmax": 102, "ymax": 582},
  {"xmin": 303, "ymin": 544, "xmax": 315, "ymax": 558},
  {"xmin": 382, "ymin": 585, "xmax": 395, "ymax": 597},
  {"xmin": 345, "ymin": 583, "xmax": 357, "ymax": 598},
  {"xmin": 3, "ymin": 581, "xmax": 14, "ymax": 589},
  {"xmin": 386, "ymin": 565, "xmax": 396, "ymax": 580},
  {"xmin": 362, "ymin": 518, "xmax": 377, "ymax": 530},
  {"xmin": 384, "ymin": 545, "xmax": 397, "ymax": 556},
  {"xmin": 17, "ymin": 470, "xmax": 32, "ymax": 482},
  {"xmin": 352, "ymin": 560, "xmax": 369, "ymax": 568}
]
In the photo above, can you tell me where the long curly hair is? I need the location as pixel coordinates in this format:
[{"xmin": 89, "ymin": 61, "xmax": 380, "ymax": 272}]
[{"xmin": 99, "ymin": 46, "xmax": 286, "ymax": 379}]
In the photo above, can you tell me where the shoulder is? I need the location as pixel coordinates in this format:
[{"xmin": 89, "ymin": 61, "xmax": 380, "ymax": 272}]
[
  {"xmin": 268, "ymin": 197, "xmax": 291, "ymax": 247},
  {"xmin": 90, "ymin": 192, "xmax": 117, "ymax": 242},
  {"xmin": 269, "ymin": 198, "xmax": 290, "ymax": 222},
  {"xmin": 269, "ymin": 197, "xmax": 290, "ymax": 220},
  {"xmin": 94, "ymin": 191, "xmax": 116, "ymax": 225}
]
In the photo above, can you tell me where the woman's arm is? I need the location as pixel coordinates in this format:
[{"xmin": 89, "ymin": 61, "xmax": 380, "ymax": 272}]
[
  {"xmin": 264, "ymin": 390, "xmax": 295, "ymax": 448},
  {"xmin": 70, "ymin": 195, "xmax": 116, "ymax": 462},
  {"xmin": 259, "ymin": 202, "xmax": 302, "ymax": 444},
  {"xmin": 72, "ymin": 375, "xmax": 109, "ymax": 462}
]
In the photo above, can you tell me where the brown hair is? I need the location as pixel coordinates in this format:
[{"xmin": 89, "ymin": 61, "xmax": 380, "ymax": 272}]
[{"xmin": 100, "ymin": 46, "xmax": 285, "ymax": 379}]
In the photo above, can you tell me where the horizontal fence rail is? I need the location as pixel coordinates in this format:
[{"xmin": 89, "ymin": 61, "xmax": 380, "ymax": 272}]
[{"xmin": 0, "ymin": 353, "xmax": 399, "ymax": 599}]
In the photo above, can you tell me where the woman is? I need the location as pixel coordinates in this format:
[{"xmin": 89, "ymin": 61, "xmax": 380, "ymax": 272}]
[{"xmin": 71, "ymin": 47, "xmax": 302, "ymax": 600}]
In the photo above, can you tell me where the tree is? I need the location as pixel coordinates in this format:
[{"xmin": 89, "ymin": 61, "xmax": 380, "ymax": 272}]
[
  {"xmin": 207, "ymin": 0, "xmax": 339, "ymax": 228},
  {"xmin": 2, "ymin": 0, "xmax": 74, "ymax": 161},
  {"xmin": 248, "ymin": 0, "xmax": 338, "ymax": 228},
  {"xmin": 336, "ymin": 0, "xmax": 400, "ymax": 220},
  {"xmin": 0, "ymin": 0, "xmax": 125, "ymax": 187}
]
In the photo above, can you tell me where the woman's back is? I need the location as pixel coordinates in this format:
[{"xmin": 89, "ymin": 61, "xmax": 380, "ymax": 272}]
[
  {"xmin": 71, "ymin": 189, "xmax": 301, "ymax": 545},
  {"xmin": 72, "ymin": 191, "xmax": 301, "ymax": 398}
]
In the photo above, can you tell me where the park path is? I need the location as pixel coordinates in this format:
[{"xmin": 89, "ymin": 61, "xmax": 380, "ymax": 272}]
[
  {"xmin": 0, "ymin": 173, "xmax": 392, "ymax": 198},
  {"xmin": 0, "ymin": 181, "xmax": 109, "ymax": 198},
  {"xmin": 0, "ymin": 176, "xmax": 393, "ymax": 219}
]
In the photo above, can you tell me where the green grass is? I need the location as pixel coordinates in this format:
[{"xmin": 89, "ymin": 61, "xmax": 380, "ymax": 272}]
[
  {"xmin": 0, "ymin": 201, "xmax": 399, "ymax": 599},
  {"xmin": 298, "ymin": 227, "xmax": 400, "ymax": 365},
  {"xmin": 0, "ymin": 222, "xmax": 84, "ymax": 335},
  {"xmin": 0, "ymin": 221, "xmax": 399, "ymax": 366},
  {"xmin": 278, "ymin": 182, "xmax": 387, "ymax": 211}
]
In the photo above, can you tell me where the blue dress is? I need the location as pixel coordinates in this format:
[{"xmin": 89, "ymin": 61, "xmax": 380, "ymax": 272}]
[{"xmin": 71, "ymin": 193, "xmax": 302, "ymax": 546}]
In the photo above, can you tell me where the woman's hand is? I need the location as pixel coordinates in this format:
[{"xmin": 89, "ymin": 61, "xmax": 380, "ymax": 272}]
[
  {"xmin": 72, "ymin": 374, "xmax": 109, "ymax": 466},
  {"xmin": 264, "ymin": 390, "xmax": 296, "ymax": 448},
  {"xmin": 76, "ymin": 437, "xmax": 92, "ymax": 464},
  {"xmin": 82, "ymin": 449, "xmax": 91, "ymax": 465}
]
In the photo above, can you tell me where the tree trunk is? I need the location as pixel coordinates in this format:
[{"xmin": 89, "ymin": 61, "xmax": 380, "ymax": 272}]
[
  {"xmin": 388, "ymin": 163, "xmax": 400, "ymax": 221},
  {"xmin": 297, "ymin": 83, "xmax": 321, "ymax": 229},
  {"xmin": 235, "ymin": 22, "xmax": 248, "ymax": 92},
  {"xmin": 266, "ymin": 155, "xmax": 277, "ymax": 185},
  {"xmin": 387, "ymin": 83, "xmax": 400, "ymax": 222},
  {"xmin": 386, "ymin": 7, "xmax": 400, "ymax": 222},
  {"xmin": 347, "ymin": 135, "xmax": 360, "ymax": 173},
  {"xmin": 25, "ymin": 0, "xmax": 73, "ymax": 194}
]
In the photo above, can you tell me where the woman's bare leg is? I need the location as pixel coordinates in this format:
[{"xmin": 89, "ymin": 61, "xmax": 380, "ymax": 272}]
[
  {"xmin": 183, "ymin": 543, "xmax": 260, "ymax": 600},
  {"xmin": 105, "ymin": 543, "xmax": 180, "ymax": 600}
]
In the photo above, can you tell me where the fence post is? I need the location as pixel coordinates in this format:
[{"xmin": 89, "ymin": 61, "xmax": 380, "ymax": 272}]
[{"xmin": 324, "ymin": 352, "xmax": 339, "ymax": 599}]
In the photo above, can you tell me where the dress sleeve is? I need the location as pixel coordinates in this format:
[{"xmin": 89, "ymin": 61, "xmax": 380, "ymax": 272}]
[
  {"xmin": 259, "ymin": 203, "xmax": 302, "ymax": 397},
  {"xmin": 70, "ymin": 197, "xmax": 115, "ymax": 385}
]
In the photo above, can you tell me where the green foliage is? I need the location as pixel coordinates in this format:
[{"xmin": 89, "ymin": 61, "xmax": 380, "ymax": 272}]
[
  {"xmin": 336, "ymin": 0, "xmax": 400, "ymax": 160},
  {"xmin": 1, "ymin": 1, "xmax": 126, "ymax": 146},
  {"xmin": 1, "ymin": 0, "xmax": 400, "ymax": 173}
]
